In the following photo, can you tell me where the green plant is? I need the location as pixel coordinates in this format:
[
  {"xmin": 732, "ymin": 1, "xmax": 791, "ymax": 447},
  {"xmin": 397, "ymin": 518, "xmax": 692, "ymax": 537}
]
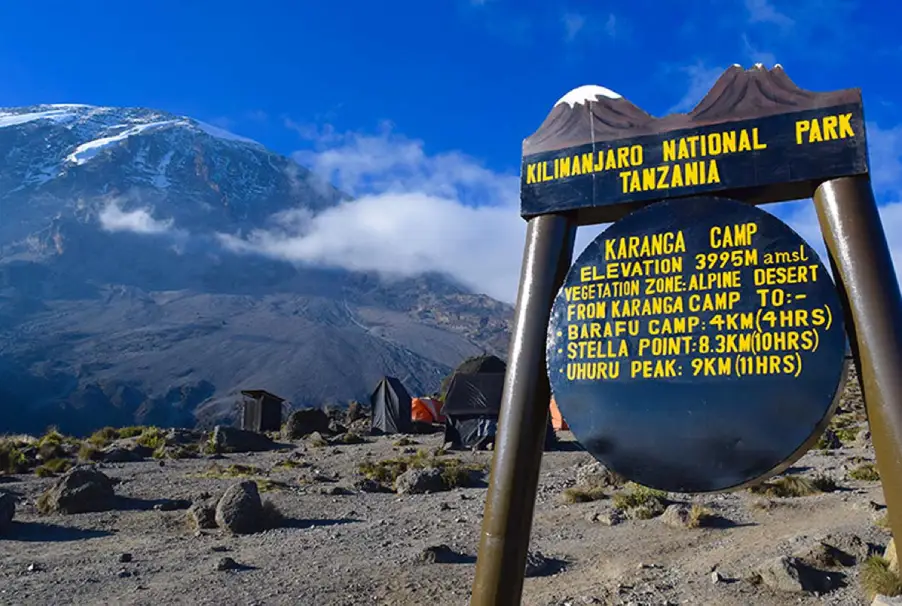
[
  {"xmin": 77, "ymin": 443, "xmax": 102, "ymax": 462},
  {"xmin": 850, "ymin": 463, "xmax": 880, "ymax": 482},
  {"xmin": 687, "ymin": 504, "xmax": 714, "ymax": 528},
  {"xmin": 611, "ymin": 483, "xmax": 668, "ymax": 511},
  {"xmin": 117, "ymin": 426, "xmax": 146, "ymax": 439},
  {"xmin": 357, "ymin": 450, "xmax": 485, "ymax": 488},
  {"xmin": 34, "ymin": 458, "xmax": 72, "ymax": 477},
  {"xmin": 339, "ymin": 432, "xmax": 365, "ymax": 445},
  {"xmin": 87, "ymin": 427, "xmax": 120, "ymax": 448},
  {"xmin": 0, "ymin": 440, "xmax": 29, "ymax": 474},
  {"xmin": 136, "ymin": 427, "xmax": 166, "ymax": 450},
  {"xmin": 861, "ymin": 556, "xmax": 902, "ymax": 600},
  {"xmin": 393, "ymin": 437, "xmax": 417, "ymax": 447},
  {"xmin": 748, "ymin": 475, "xmax": 821, "ymax": 498},
  {"xmin": 561, "ymin": 485, "xmax": 607, "ymax": 503},
  {"xmin": 307, "ymin": 433, "xmax": 329, "ymax": 448}
]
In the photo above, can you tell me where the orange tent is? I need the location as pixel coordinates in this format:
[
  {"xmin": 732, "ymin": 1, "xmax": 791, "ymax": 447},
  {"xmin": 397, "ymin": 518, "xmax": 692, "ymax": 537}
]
[
  {"xmin": 549, "ymin": 396, "xmax": 569, "ymax": 431},
  {"xmin": 411, "ymin": 397, "xmax": 445, "ymax": 424}
]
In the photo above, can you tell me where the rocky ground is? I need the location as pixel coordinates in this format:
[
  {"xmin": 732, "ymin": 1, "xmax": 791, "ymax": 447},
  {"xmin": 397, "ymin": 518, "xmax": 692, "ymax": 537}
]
[{"xmin": 0, "ymin": 378, "xmax": 899, "ymax": 606}]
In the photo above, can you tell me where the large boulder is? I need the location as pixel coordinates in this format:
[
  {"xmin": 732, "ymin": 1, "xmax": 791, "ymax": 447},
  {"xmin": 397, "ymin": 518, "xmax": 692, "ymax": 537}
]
[
  {"xmin": 282, "ymin": 408, "xmax": 331, "ymax": 440},
  {"xmin": 215, "ymin": 481, "xmax": 264, "ymax": 534},
  {"xmin": 0, "ymin": 491, "xmax": 15, "ymax": 534},
  {"xmin": 37, "ymin": 466, "xmax": 116, "ymax": 514},
  {"xmin": 210, "ymin": 426, "xmax": 274, "ymax": 453}
]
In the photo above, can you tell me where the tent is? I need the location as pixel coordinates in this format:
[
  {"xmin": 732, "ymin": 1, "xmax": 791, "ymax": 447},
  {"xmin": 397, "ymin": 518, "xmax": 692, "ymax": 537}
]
[
  {"xmin": 370, "ymin": 376, "xmax": 413, "ymax": 435},
  {"xmin": 549, "ymin": 396, "xmax": 569, "ymax": 431},
  {"xmin": 442, "ymin": 372, "xmax": 556, "ymax": 449},
  {"xmin": 411, "ymin": 397, "xmax": 445, "ymax": 424}
]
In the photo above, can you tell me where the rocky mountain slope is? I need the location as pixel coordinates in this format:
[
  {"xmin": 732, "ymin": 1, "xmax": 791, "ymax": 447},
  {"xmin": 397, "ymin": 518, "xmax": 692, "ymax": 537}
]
[{"xmin": 0, "ymin": 104, "xmax": 512, "ymax": 435}]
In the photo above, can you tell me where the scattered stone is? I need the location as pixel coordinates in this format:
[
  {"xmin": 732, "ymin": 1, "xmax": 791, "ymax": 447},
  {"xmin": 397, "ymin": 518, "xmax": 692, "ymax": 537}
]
[
  {"xmin": 525, "ymin": 551, "xmax": 552, "ymax": 577},
  {"xmin": 215, "ymin": 481, "xmax": 264, "ymax": 534},
  {"xmin": 873, "ymin": 595, "xmax": 902, "ymax": 605},
  {"xmin": 587, "ymin": 508, "xmax": 624, "ymax": 526},
  {"xmin": 660, "ymin": 504, "xmax": 693, "ymax": 529},
  {"xmin": 210, "ymin": 426, "xmax": 273, "ymax": 454},
  {"xmin": 576, "ymin": 462, "xmax": 621, "ymax": 488},
  {"xmin": 188, "ymin": 502, "xmax": 217, "ymax": 530},
  {"xmin": 755, "ymin": 555, "xmax": 838, "ymax": 593},
  {"xmin": 439, "ymin": 502, "xmax": 451, "ymax": 511},
  {"xmin": 354, "ymin": 478, "xmax": 388, "ymax": 493},
  {"xmin": 118, "ymin": 553, "xmax": 133, "ymax": 563},
  {"xmin": 216, "ymin": 556, "xmax": 242, "ymax": 571},
  {"xmin": 395, "ymin": 467, "xmax": 446, "ymax": 495},
  {"xmin": 36, "ymin": 466, "xmax": 116, "ymax": 514},
  {"xmin": 117, "ymin": 569, "xmax": 132, "ymax": 578},
  {"xmin": 711, "ymin": 570, "xmax": 723, "ymax": 584},
  {"xmin": 0, "ymin": 491, "xmax": 15, "ymax": 535},
  {"xmin": 856, "ymin": 429, "xmax": 873, "ymax": 449},
  {"xmin": 418, "ymin": 544, "xmax": 461, "ymax": 563},
  {"xmin": 282, "ymin": 408, "xmax": 331, "ymax": 440},
  {"xmin": 321, "ymin": 486, "xmax": 353, "ymax": 496},
  {"xmin": 154, "ymin": 499, "xmax": 192, "ymax": 512}
]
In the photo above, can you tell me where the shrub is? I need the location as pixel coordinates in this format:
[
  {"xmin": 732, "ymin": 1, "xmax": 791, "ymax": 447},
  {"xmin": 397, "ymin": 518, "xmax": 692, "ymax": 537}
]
[
  {"xmin": 87, "ymin": 427, "xmax": 120, "ymax": 448},
  {"xmin": 687, "ymin": 504, "xmax": 714, "ymax": 528},
  {"xmin": 77, "ymin": 443, "xmax": 102, "ymax": 462},
  {"xmin": 0, "ymin": 440, "xmax": 29, "ymax": 474},
  {"xmin": 861, "ymin": 556, "xmax": 902, "ymax": 600},
  {"xmin": 561, "ymin": 485, "xmax": 607, "ymax": 503},
  {"xmin": 748, "ymin": 475, "xmax": 821, "ymax": 498},
  {"xmin": 611, "ymin": 483, "xmax": 668, "ymax": 511},
  {"xmin": 850, "ymin": 463, "xmax": 880, "ymax": 482},
  {"xmin": 117, "ymin": 426, "xmax": 146, "ymax": 439},
  {"xmin": 358, "ymin": 450, "xmax": 485, "ymax": 487},
  {"xmin": 34, "ymin": 458, "xmax": 73, "ymax": 477},
  {"xmin": 339, "ymin": 432, "xmax": 365, "ymax": 445},
  {"xmin": 136, "ymin": 427, "xmax": 166, "ymax": 450}
]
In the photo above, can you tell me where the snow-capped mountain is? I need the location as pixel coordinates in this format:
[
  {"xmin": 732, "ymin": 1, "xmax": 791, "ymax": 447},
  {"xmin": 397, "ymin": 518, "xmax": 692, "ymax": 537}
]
[{"xmin": 0, "ymin": 104, "xmax": 511, "ymax": 435}]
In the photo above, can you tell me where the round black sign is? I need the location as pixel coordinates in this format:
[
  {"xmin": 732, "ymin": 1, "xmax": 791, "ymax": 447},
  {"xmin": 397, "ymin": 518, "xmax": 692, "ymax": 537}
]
[{"xmin": 546, "ymin": 196, "xmax": 847, "ymax": 493}]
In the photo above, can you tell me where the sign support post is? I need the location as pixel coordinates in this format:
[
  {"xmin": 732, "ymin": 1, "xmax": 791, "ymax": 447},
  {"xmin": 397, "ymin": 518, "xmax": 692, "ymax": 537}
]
[
  {"xmin": 813, "ymin": 174, "xmax": 902, "ymax": 541},
  {"xmin": 470, "ymin": 213, "xmax": 576, "ymax": 606}
]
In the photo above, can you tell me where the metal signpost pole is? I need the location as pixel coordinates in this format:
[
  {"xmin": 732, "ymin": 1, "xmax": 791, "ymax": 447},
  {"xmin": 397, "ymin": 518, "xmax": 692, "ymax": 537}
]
[
  {"xmin": 813, "ymin": 174, "xmax": 902, "ymax": 542},
  {"xmin": 470, "ymin": 213, "xmax": 576, "ymax": 606}
]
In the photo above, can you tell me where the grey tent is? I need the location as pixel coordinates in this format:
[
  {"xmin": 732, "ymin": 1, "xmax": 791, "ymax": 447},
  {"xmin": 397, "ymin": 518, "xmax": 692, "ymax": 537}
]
[
  {"xmin": 370, "ymin": 376, "xmax": 412, "ymax": 435},
  {"xmin": 442, "ymin": 371, "xmax": 556, "ymax": 450}
]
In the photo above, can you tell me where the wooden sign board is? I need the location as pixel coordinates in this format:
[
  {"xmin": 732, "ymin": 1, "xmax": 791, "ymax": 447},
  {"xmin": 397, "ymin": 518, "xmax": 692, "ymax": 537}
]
[{"xmin": 520, "ymin": 65, "xmax": 869, "ymax": 224}]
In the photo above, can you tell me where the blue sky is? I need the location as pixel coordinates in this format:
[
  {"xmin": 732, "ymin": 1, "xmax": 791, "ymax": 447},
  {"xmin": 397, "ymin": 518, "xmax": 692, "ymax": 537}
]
[{"xmin": 1, "ymin": 0, "xmax": 900, "ymax": 302}]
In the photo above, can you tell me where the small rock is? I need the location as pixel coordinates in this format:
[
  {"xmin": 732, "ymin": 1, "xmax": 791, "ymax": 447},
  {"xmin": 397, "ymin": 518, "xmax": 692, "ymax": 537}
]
[
  {"xmin": 856, "ymin": 429, "xmax": 872, "ymax": 449},
  {"xmin": 118, "ymin": 553, "xmax": 133, "ymax": 563},
  {"xmin": 525, "ymin": 551, "xmax": 551, "ymax": 577},
  {"xmin": 873, "ymin": 595, "xmax": 902, "ymax": 605},
  {"xmin": 353, "ymin": 478, "xmax": 388, "ymax": 493},
  {"xmin": 210, "ymin": 426, "xmax": 274, "ymax": 454},
  {"xmin": 711, "ymin": 570, "xmax": 723, "ymax": 584},
  {"xmin": 282, "ymin": 408, "xmax": 331, "ymax": 440},
  {"xmin": 660, "ymin": 504, "xmax": 693, "ymax": 529},
  {"xmin": 215, "ymin": 481, "xmax": 264, "ymax": 534},
  {"xmin": 117, "ymin": 569, "xmax": 132, "ymax": 578},
  {"xmin": 101, "ymin": 447, "xmax": 144, "ymax": 463},
  {"xmin": 36, "ymin": 466, "xmax": 116, "ymax": 514},
  {"xmin": 418, "ymin": 544, "xmax": 461, "ymax": 563},
  {"xmin": 321, "ymin": 486, "xmax": 353, "ymax": 496},
  {"xmin": 216, "ymin": 556, "xmax": 242, "ymax": 571},
  {"xmin": 587, "ymin": 509, "xmax": 624, "ymax": 526},
  {"xmin": 755, "ymin": 555, "xmax": 834, "ymax": 593},
  {"xmin": 188, "ymin": 502, "xmax": 217, "ymax": 530},
  {"xmin": 395, "ymin": 467, "xmax": 446, "ymax": 495},
  {"xmin": 154, "ymin": 499, "xmax": 192, "ymax": 512},
  {"xmin": 0, "ymin": 491, "xmax": 15, "ymax": 535},
  {"xmin": 576, "ymin": 461, "xmax": 621, "ymax": 488},
  {"xmin": 439, "ymin": 502, "xmax": 451, "ymax": 511}
]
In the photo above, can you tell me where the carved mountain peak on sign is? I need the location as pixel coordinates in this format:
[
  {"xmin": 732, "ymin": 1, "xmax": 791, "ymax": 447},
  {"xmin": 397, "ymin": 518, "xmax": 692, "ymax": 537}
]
[{"xmin": 523, "ymin": 64, "xmax": 862, "ymax": 156}]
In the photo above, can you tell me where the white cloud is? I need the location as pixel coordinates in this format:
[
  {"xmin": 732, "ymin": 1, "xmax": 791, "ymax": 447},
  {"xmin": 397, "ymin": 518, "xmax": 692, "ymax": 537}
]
[
  {"xmin": 220, "ymin": 109, "xmax": 902, "ymax": 306},
  {"xmin": 562, "ymin": 13, "xmax": 587, "ymax": 42},
  {"xmin": 98, "ymin": 200, "xmax": 175, "ymax": 235},
  {"xmin": 744, "ymin": 0, "xmax": 794, "ymax": 28},
  {"xmin": 667, "ymin": 62, "xmax": 725, "ymax": 114}
]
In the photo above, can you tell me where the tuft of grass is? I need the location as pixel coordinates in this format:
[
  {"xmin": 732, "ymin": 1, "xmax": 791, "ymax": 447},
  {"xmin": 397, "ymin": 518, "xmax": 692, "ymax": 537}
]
[
  {"xmin": 117, "ymin": 426, "xmax": 146, "ymax": 439},
  {"xmin": 307, "ymin": 433, "xmax": 329, "ymax": 448},
  {"xmin": 255, "ymin": 479, "xmax": 292, "ymax": 493},
  {"xmin": 561, "ymin": 485, "xmax": 607, "ymax": 503},
  {"xmin": 0, "ymin": 439, "xmax": 29, "ymax": 474},
  {"xmin": 358, "ymin": 449, "xmax": 485, "ymax": 488},
  {"xmin": 861, "ymin": 556, "xmax": 902, "ymax": 600},
  {"xmin": 811, "ymin": 473, "xmax": 840, "ymax": 492},
  {"xmin": 748, "ymin": 475, "xmax": 821, "ymax": 498},
  {"xmin": 393, "ymin": 437, "xmax": 417, "ymax": 447},
  {"xmin": 338, "ymin": 432, "xmax": 365, "ymax": 445},
  {"xmin": 136, "ymin": 427, "xmax": 166, "ymax": 450},
  {"xmin": 153, "ymin": 444, "xmax": 198, "ymax": 460},
  {"xmin": 87, "ymin": 427, "xmax": 120, "ymax": 448},
  {"xmin": 77, "ymin": 443, "xmax": 102, "ymax": 462},
  {"xmin": 829, "ymin": 413, "xmax": 862, "ymax": 444},
  {"xmin": 877, "ymin": 513, "xmax": 891, "ymax": 530},
  {"xmin": 687, "ymin": 504, "xmax": 714, "ymax": 528},
  {"xmin": 850, "ymin": 463, "xmax": 881, "ymax": 482},
  {"xmin": 611, "ymin": 483, "xmax": 668, "ymax": 511},
  {"xmin": 34, "ymin": 458, "xmax": 73, "ymax": 477},
  {"xmin": 35, "ymin": 490, "xmax": 54, "ymax": 514},
  {"xmin": 273, "ymin": 458, "xmax": 309, "ymax": 470},
  {"xmin": 201, "ymin": 463, "xmax": 266, "ymax": 479}
]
